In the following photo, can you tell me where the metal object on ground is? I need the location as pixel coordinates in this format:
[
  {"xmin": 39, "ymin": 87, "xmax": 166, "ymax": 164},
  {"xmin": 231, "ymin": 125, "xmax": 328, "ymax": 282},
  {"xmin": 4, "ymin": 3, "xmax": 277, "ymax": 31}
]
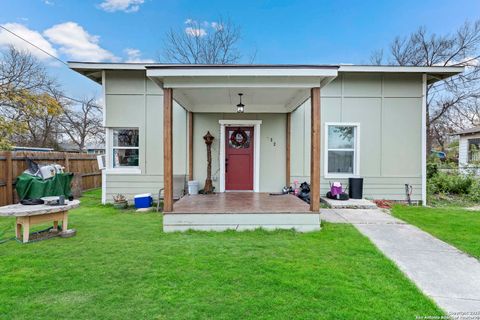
[
  {"xmin": 60, "ymin": 229, "xmax": 76, "ymax": 238},
  {"xmin": 405, "ymin": 184, "xmax": 413, "ymax": 205}
]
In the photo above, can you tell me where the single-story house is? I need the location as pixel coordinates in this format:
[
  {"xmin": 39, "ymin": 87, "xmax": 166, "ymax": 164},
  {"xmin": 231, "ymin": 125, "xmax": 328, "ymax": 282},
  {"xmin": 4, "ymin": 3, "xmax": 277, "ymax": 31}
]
[
  {"xmin": 85, "ymin": 143, "xmax": 105, "ymax": 155},
  {"xmin": 12, "ymin": 146, "xmax": 55, "ymax": 152},
  {"xmin": 69, "ymin": 62, "xmax": 462, "ymax": 231},
  {"xmin": 454, "ymin": 126, "xmax": 480, "ymax": 168}
]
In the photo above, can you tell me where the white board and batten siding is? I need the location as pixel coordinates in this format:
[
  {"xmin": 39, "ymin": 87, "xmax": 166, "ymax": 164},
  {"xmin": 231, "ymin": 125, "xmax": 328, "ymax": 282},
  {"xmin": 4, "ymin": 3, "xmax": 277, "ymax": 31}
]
[
  {"xmin": 290, "ymin": 73, "xmax": 424, "ymax": 201},
  {"xmin": 103, "ymin": 70, "xmax": 187, "ymax": 203}
]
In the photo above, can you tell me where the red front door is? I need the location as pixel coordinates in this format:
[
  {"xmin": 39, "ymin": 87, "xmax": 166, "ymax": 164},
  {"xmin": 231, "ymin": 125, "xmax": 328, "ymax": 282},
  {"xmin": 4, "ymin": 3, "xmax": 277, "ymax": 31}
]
[{"xmin": 225, "ymin": 126, "xmax": 254, "ymax": 190}]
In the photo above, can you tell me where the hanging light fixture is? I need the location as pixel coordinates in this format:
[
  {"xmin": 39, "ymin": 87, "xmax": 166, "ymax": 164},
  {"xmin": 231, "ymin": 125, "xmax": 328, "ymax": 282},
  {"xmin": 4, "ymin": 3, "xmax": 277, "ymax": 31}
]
[{"xmin": 236, "ymin": 93, "xmax": 245, "ymax": 113}]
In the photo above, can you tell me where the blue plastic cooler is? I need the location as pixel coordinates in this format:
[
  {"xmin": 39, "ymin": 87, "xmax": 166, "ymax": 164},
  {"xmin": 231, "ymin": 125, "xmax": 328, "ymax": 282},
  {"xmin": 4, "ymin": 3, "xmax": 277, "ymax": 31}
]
[{"xmin": 134, "ymin": 193, "xmax": 153, "ymax": 208}]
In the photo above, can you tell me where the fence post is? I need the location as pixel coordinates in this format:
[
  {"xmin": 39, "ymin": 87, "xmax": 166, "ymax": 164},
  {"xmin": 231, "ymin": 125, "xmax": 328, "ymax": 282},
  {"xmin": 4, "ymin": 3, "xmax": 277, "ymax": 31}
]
[
  {"xmin": 6, "ymin": 151, "xmax": 13, "ymax": 204},
  {"xmin": 64, "ymin": 152, "xmax": 70, "ymax": 172}
]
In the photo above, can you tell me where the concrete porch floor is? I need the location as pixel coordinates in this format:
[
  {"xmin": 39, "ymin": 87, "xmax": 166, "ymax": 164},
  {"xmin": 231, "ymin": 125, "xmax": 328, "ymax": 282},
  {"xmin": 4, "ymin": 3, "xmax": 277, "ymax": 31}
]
[
  {"xmin": 172, "ymin": 192, "xmax": 310, "ymax": 214},
  {"xmin": 164, "ymin": 193, "xmax": 320, "ymax": 232}
]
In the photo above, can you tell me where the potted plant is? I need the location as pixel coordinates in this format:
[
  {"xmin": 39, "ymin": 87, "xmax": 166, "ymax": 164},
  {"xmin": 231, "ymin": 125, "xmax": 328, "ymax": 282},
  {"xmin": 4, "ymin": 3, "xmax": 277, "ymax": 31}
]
[{"xmin": 113, "ymin": 194, "xmax": 128, "ymax": 209}]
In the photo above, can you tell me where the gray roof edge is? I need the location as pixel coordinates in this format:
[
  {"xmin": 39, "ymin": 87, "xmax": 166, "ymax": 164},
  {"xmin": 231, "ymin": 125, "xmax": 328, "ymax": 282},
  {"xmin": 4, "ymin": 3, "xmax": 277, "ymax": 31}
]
[
  {"xmin": 67, "ymin": 61, "xmax": 464, "ymax": 74},
  {"xmin": 452, "ymin": 126, "xmax": 480, "ymax": 135}
]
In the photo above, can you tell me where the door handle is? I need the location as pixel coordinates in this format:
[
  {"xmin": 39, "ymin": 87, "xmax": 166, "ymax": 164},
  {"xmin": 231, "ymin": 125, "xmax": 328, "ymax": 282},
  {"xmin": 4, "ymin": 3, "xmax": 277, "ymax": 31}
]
[{"xmin": 225, "ymin": 158, "xmax": 228, "ymax": 172}]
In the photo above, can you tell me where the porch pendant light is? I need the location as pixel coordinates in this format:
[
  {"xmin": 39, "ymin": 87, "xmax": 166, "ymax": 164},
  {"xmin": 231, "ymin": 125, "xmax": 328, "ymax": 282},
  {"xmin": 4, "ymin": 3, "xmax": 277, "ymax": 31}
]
[{"xmin": 236, "ymin": 93, "xmax": 245, "ymax": 113}]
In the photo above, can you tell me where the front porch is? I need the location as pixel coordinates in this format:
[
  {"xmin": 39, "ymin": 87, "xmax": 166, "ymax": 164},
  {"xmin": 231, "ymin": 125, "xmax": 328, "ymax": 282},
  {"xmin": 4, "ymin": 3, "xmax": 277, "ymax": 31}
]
[
  {"xmin": 164, "ymin": 192, "xmax": 320, "ymax": 232},
  {"xmin": 147, "ymin": 65, "xmax": 337, "ymax": 232}
]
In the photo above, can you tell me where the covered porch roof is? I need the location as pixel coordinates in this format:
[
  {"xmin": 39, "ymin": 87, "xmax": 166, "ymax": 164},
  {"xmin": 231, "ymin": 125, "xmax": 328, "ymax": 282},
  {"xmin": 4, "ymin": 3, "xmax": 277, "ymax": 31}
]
[{"xmin": 145, "ymin": 64, "xmax": 338, "ymax": 113}]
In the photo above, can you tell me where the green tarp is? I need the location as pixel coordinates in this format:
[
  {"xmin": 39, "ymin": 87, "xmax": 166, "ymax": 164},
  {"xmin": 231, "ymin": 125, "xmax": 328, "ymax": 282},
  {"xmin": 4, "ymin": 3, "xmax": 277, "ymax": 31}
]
[{"xmin": 15, "ymin": 173, "xmax": 73, "ymax": 200}]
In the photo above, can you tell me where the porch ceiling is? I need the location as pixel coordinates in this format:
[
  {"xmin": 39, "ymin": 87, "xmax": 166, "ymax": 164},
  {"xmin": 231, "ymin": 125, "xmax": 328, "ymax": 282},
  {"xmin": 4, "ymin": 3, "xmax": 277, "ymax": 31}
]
[{"xmin": 173, "ymin": 87, "xmax": 311, "ymax": 113}]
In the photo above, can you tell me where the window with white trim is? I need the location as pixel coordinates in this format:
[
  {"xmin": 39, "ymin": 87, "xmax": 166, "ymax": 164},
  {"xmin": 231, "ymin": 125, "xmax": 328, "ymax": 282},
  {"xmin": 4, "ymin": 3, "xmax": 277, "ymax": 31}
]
[
  {"xmin": 326, "ymin": 124, "xmax": 359, "ymax": 176},
  {"xmin": 112, "ymin": 128, "xmax": 139, "ymax": 168}
]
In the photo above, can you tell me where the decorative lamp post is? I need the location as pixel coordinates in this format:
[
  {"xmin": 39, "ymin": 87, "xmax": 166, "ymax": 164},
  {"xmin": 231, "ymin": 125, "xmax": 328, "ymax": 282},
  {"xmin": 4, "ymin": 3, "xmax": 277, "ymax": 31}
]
[{"xmin": 203, "ymin": 131, "xmax": 215, "ymax": 194}]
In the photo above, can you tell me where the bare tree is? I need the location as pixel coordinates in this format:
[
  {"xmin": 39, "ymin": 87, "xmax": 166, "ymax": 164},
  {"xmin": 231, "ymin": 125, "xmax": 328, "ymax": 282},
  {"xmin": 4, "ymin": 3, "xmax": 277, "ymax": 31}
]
[
  {"xmin": 0, "ymin": 46, "xmax": 61, "ymax": 149},
  {"xmin": 59, "ymin": 96, "xmax": 104, "ymax": 151},
  {"xmin": 369, "ymin": 49, "xmax": 384, "ymax": 65},
  {"xmin": 161, "ymin": 16, "xmax": 243, "ymax": 64},
  {"xmin": 371, "ymin": 21, "xmax": 480, "ymax": 152},
  {"xmin": 0, "ymin": 45, "xmax": 54, "ymax": 93}
]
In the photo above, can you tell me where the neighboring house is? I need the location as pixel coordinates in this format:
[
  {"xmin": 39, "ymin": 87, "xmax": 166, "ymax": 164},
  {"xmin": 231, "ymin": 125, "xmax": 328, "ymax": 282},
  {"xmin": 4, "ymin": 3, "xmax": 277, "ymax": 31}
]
[
  {"xmin": 85, "ymin": 143, "xmax": 105, "ymax": 155},
  {"xmin": 454, "ymin": 126, "xmax": 480, "ymax": 168},
  {"xmin": 58, "ymin": 142, "xmax": 81, "ymax": 153},
  {"xmin": 69, "ymin": 63, "xmax": 462, "ymax": 212},
  {"xmin": 12, "ymin": 146, "xmax": 54, "ymax": 152}
]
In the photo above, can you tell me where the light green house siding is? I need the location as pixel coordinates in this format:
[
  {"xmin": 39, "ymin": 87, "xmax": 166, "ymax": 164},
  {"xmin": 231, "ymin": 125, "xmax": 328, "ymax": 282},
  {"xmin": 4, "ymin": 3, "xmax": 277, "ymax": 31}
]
[
  {"xmin": 103, "ymin": 70, "xmax": 187, "ymax": 202},
  {"xmin": 102, "ymin": 70, "xmax": 423, "ymax": 202},
  {"xmin": 290, "ymin": 73, "xmax": 423, "ymax": 200}
]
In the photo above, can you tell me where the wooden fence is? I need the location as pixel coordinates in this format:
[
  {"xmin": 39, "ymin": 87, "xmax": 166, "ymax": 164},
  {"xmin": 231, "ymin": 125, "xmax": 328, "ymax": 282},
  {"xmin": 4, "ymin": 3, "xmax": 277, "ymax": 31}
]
[{"xmin": 0, "ymin": 151, "xmax": 101, "ymax": 206}]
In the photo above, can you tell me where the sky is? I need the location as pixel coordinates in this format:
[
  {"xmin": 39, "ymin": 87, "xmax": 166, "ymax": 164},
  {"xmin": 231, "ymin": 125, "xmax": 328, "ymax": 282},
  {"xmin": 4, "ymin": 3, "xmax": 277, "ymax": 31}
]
[{"xmin": 1, "ymin": 0, "xmax": 479, "ymax": 100}]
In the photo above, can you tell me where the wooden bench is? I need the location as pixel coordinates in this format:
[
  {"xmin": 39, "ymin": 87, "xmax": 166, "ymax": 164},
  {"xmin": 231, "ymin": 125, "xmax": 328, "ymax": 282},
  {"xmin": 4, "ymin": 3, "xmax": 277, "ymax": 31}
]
[{"xmin": 0, "ymin": 200, "xmax": 80, "ymax": 243}]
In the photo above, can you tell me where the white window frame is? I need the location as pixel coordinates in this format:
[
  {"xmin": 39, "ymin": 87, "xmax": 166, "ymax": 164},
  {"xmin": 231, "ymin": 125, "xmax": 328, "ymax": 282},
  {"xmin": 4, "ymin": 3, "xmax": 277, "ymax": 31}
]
[
  {"xmin": 324, "ymin": 122, "xmax": 360, "ymax": 179},
  {"xmin": 106, "ymin": 127, "xmax": 141, "ymax": 174}
]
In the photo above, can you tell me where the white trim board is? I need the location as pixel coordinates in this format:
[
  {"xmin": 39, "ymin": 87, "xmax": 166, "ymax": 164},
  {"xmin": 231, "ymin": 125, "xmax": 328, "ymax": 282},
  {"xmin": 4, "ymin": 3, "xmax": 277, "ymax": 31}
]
[
  {"xmin": 219, "ymin": 120, "xmax": 262, "ymax": 192},
  {"xmin": 147, "ymin": 68, "xmax": 338, "ymax": 78},
  {"xmin": 421, "ymin": 74, "xmax": 427, "ymax": 206}
]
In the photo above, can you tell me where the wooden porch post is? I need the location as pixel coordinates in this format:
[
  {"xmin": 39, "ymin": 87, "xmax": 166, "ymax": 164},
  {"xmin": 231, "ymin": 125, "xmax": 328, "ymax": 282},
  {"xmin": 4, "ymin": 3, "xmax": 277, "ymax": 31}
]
[
  {"xmin": 310, "ymin": 87, "xmax": 321, "ymax": 212},
  {"xmin": 188, "ymin": 111, "xmax": 194, "ymax": 181},
  {"xmin": 163, "ymin": 88, "xmax": 173, "ymax": 212},
  {"xmin": 6, "ymin": 151, "xmax": 13, "ymax": 204},
  {"xmin": 286, "ymin": 113, "xmax": 291, "ymax": 186}
]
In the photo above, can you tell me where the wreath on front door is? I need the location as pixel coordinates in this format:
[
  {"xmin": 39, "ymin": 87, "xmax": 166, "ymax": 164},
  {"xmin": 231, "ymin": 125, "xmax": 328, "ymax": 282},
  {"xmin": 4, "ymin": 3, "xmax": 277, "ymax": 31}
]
[{"xmin": 229, "ymin": 128, "xmax": 248, "ymax": 148}]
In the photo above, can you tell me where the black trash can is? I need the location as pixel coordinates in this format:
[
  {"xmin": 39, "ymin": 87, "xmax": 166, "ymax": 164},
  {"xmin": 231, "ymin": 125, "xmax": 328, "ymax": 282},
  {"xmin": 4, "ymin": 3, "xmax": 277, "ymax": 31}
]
[{"xmin": 348, "ymin": 177, "xmax": 363, "ymax": 199}]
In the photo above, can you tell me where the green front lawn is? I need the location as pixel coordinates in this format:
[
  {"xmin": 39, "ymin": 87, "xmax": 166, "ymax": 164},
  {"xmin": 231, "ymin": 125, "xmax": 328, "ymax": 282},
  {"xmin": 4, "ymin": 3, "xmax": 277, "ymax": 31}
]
[
  {"xmin": 0, "ymin": 190, "xmax": 441, "ymax": 319},
  {"xmin": 392, "ymin": 205, "xmax": 480, "ymax": 259}
]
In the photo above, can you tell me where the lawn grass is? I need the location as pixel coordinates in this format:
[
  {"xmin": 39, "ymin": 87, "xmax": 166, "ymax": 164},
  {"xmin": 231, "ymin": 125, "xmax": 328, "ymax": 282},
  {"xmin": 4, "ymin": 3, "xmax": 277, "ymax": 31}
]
[
  {"xmin": 392, "ymin": 205, "xmax": 480, "ymax": 259},
  {"xmin": 0, "ymin": 189, "xmax": 442, "ymax": 319}
]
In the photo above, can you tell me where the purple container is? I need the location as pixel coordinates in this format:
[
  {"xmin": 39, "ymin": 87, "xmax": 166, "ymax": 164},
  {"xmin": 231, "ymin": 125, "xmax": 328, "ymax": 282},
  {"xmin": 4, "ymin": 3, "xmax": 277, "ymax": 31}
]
[{"xmin": 330, "ymin": 182, "xmax": 343, "ymax": 197}]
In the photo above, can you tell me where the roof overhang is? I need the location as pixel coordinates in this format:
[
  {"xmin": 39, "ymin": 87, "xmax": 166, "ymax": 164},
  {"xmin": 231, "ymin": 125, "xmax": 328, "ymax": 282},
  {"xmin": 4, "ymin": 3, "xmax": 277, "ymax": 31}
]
[
  {"xmin": 338, "ymin": 65, "xmax": 464, "ymax": 84},
  {"xmin": 68, "ymin": 62, "xmax": 464, "ymax": 112},
  {"xmin": 68, "ymin": 62, "xmax": 464, "ymax": 85}
]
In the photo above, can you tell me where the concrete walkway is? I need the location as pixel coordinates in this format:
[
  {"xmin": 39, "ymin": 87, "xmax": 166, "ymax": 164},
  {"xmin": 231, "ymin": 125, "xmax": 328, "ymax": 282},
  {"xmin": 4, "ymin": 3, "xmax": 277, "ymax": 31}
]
[{"xmin": 322, "ymin": 209, "xmax": 480, "ymax": 314}]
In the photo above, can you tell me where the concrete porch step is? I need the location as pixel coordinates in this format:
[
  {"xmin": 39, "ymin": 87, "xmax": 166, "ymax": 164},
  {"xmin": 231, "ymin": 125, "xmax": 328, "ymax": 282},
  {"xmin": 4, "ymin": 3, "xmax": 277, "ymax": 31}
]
[
  {"xmin": 163, "ymin": 213, "xmax": 321, "ymax": 232},
  {"xmin": 321, "ymin": 197, "xmax": 378, "ymax": 209}
]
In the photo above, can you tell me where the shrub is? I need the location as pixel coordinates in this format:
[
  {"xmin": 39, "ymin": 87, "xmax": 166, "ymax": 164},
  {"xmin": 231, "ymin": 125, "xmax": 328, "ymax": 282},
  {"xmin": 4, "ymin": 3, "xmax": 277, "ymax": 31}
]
[
  {"xmin": 427, "ymin": 162, "xmax": 438, "ymax": 179},
  {"xmin": 428, "ymin": 171, "xmax": 475, "ymax": 195},
  {"xmin": 468, "ymin": 180, "xmax": 480, "ymax": 202}
]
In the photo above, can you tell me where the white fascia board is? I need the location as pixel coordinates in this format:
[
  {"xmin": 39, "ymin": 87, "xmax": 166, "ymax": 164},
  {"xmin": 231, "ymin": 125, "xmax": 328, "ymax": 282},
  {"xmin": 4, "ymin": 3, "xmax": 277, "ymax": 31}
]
[
  {"xmin": 339, "ymin": 65, "xmax": 464, "ymax": 75},
  {"xmin": 161, "ymin": 76, "xmax": 324, "ymax": 89},
  {"xmin": 68, "ymin": 62, "xmax": 149, "ymax": 70},
  {"xmin": 147, "ymin": 68, "xmax": 338, "ymax": 78}
]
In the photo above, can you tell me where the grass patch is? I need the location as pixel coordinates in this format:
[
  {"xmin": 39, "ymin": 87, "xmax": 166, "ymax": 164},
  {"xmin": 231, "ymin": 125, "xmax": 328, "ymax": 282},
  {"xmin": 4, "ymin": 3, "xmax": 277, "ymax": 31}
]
[
  {"xmin": 427, "ymin": 193, "xmax": 479, "ymax": 207},
  {"xmin": 0, "ymin": 189, "xmax": 442, "ymax": 319},
  {"xmin": 392, "ymin": 205, "xmax": 480, "ymax": 258}
]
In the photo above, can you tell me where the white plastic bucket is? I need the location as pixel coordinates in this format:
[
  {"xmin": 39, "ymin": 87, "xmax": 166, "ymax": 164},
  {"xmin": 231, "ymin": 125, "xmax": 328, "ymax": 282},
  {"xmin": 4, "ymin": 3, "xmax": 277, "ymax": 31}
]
[{"xmin": 188, "ymin": 180, "xmax": 199, "ymax": 195}]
